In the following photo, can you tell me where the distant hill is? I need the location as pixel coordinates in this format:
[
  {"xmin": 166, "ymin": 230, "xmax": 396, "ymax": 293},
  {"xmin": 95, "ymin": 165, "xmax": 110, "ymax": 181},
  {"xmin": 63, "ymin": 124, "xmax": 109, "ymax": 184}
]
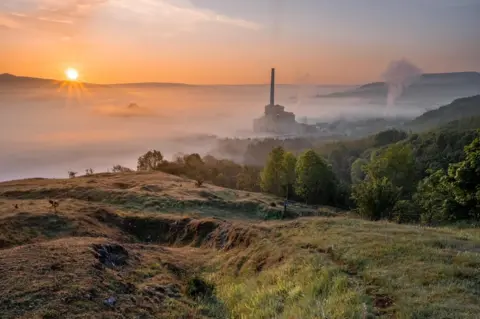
[
  {"xmin": 0, "ymin": 73, "xmax": 58, "ymax": 86},
  {"xmin": 0, "ymin": 73, "xmax": 191, "ymax": 88},
  {"xmin": 0, "ymin": 73, "xmax": 105, "ymax": 88},
  {"xmin": 110, "ymin": 82, "xmax": 192, "ymax": 88},
  {"xmin": 320, "ymin": 72, "xmax": 480, "ymax": 107},
  {"xmin": 407, "ymin": 95, "xmax": 480, "ymax": 131}
]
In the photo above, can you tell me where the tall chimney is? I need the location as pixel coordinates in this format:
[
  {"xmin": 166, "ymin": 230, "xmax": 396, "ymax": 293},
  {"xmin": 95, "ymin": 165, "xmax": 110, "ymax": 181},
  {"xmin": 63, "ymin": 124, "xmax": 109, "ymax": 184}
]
[{"xmin": 270, "ymin": 68, "xmax": 275, "ymax": 105}]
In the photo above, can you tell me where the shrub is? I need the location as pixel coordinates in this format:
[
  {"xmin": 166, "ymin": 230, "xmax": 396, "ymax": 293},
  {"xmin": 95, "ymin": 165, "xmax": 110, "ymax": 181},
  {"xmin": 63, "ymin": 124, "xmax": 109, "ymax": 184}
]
[
  {"xmin": 112, "ymin": 165, "xmax": 133, "ymax": 173},
  {"xmin": 351, "ymin": 177, "xmax": 401, "ymax": 220},
  {"xmin": 137, "ymin": 150, "xmax": 164, "ymax": 171},
  {"xmin": 391, "ymin": 200, "xmax": 420, "ymax": 223}
]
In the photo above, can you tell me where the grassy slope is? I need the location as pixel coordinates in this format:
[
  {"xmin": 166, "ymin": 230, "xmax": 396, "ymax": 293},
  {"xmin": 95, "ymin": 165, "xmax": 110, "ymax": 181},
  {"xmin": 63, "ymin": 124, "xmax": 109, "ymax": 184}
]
[{"xmin": 0, "ymin": 172, "xmax": 479, "ymax": 319}]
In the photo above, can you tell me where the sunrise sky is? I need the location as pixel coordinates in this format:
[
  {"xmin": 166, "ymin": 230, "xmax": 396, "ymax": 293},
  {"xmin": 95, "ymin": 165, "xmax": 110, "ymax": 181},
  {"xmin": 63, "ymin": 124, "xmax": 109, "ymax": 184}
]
[{"xmin": 1, "ymin": 0, "xmax": 479, "ymax": 84}]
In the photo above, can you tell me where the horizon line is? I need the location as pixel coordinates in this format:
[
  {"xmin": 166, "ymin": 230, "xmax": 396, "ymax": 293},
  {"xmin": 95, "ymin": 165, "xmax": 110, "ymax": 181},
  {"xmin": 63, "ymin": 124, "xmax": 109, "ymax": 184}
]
[{"xmin": 1, "ymin": 71, "xmax": 479, "ymax": 87}]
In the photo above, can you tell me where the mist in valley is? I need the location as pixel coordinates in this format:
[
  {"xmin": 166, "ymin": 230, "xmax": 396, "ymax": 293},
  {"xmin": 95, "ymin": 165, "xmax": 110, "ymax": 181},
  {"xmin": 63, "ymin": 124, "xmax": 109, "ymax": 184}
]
[{"xmin": 0, "ymin": 78, "xmax": 462, "ymax": 181}]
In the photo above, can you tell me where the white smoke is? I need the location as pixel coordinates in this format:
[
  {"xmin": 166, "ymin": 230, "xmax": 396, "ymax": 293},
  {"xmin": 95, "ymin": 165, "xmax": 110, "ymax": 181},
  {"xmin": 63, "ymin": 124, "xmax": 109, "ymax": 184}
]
[{"xmin": 382, "ymin": 59, "xmax": 422, "ymax": 106}]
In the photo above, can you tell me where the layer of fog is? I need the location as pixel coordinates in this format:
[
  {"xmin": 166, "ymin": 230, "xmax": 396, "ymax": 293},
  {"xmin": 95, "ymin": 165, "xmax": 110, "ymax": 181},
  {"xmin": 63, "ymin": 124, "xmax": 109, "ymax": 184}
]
[{"xmin": 0, "ymin": 84, "xmax": 428, "ymax": 181}]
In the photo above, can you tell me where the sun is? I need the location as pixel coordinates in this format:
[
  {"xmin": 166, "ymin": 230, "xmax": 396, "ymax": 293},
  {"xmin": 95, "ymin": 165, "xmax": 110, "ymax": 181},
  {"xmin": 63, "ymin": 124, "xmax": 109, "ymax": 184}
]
[{"xmin": 65, "ymin": 68, "xmax": 79, "ymax": 81}]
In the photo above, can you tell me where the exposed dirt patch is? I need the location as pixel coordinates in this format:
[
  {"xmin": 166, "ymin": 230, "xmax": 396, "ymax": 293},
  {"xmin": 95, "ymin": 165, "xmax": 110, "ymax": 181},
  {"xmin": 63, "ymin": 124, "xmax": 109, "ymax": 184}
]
[
  {"xmin": 373, "ymin": 294, "xmax": 394, "ymax": 309},
  {"xmin": 91, "ymin": 207, "xmax": 265, "ymax": 250},
  {"xmin": 140, "ymin": 185, "xmax": 163, "ymax": 192},
  {"xmin": 112, "ymin": 182, "xmax": 133, "ymax": 190},
  {"xmin": 92, "ymin": 243, "xmax": 130, "ymax": 268}
]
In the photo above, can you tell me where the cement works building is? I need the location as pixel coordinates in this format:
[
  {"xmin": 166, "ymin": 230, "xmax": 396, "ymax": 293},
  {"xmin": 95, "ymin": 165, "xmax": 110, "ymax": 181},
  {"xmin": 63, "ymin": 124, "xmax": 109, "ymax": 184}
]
[{"xmin": 253, "ymin": 68, "xmax": 318, "ymax": 135}]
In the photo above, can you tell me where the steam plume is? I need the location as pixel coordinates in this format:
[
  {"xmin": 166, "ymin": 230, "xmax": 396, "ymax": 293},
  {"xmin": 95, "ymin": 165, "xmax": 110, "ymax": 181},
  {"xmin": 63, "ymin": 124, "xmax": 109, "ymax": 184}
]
[{"xmin": 382, "ymin": 59, "xmax": 422, "ymax": 106}]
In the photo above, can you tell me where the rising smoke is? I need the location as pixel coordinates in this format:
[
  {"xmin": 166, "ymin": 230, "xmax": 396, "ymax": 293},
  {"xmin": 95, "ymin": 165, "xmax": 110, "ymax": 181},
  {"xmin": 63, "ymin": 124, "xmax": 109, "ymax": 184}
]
[{"xmin": 382, "ymin": 59, "xmax": 422, "ymax": 106}]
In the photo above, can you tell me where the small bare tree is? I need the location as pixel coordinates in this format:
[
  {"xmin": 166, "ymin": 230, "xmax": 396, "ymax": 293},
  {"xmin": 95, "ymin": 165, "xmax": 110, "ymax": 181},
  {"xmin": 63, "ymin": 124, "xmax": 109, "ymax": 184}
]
[
  {"xmin": 68, "ymin": 171, "xmax": 77, "ymax": 179},
  {"xmin": 195, "ymin": 176, "xmax": 204, "ymax": 187},
  {"xmin": 49, "ymin": 200, "xmax": 59, "ymax": 213},
  {"xmin": 85, "ymin": 168, "xmax": 94, "ymax": 176}
]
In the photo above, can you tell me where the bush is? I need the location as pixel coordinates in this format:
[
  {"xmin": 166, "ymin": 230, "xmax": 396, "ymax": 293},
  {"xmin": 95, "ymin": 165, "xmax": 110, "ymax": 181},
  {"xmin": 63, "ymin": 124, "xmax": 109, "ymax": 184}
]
[
  {"xmin": 351, "ymin": 177, "xmax": 401, "ymax": 220},
  {"xmin": 391, "ymin": 200, "xmax": 420, "ymax": 223}
]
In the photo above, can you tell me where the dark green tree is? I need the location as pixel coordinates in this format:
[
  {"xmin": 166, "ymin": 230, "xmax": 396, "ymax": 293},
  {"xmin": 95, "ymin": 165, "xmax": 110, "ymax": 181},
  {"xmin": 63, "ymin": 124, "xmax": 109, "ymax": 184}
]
[
  {"xmin": 365, "ymin": 143, "xmax": 416, "ymax": 196},
  {"xmin": 260, "ymin": 146, "xmax": 286, "ymax": 196},
  {"xmin": 350, "ymin": 158, "xmax": 368, "ymax": 184},
  {"xmin": 351, "ymin": 177, "xmax": 401, "ymax": 220},
  {"xmin": 282, "ymin": 152, "xmax": 297, "ymax": 198},
  {"xmin": 295, "ymin": 149, "xmax": 337, "ymax": 205}
]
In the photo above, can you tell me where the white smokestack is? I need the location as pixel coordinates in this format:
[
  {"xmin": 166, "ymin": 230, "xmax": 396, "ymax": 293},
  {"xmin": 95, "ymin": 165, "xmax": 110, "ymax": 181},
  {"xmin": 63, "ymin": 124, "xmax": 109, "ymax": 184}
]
[{"xmin": 382, "ymin": 59, "xmax": 422, "ymax": 106}]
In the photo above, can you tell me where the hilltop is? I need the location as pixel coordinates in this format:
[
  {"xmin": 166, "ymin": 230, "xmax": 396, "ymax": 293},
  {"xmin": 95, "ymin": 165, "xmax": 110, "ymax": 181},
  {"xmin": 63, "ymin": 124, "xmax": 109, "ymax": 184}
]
[
  {"xmin": 319, "ymin": 72, "xmax": 480, "ymax": 106},
  {"xmin": 407, "ymin": 95, "xmax": 480, "ymax": 131},
  {"xmin": 0, "ymin": 171, "xmax": 479, "ymax": 318}
]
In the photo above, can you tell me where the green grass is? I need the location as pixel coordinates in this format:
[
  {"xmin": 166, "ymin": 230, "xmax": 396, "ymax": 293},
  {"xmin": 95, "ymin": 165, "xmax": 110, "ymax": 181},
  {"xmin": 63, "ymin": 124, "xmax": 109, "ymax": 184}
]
[{"xmin": 198, "ymin": 218, "xmax": 480, "ymax": 319}]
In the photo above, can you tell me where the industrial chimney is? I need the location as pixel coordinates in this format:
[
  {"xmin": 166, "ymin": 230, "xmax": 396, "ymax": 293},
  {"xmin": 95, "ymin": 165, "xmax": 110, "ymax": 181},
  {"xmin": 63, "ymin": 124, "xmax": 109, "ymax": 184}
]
[{"xmin": 270, "ymin": 68, "xmax": 275, "ymax": 106}]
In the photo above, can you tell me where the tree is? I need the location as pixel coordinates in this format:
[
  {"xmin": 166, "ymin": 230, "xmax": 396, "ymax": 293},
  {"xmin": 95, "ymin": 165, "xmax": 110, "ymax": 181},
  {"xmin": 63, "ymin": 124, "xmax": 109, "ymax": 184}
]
[
  {"xmin": 414, "ymin": 169, "xmax": 459, "ymax": 224},
  {"xmin": 365, "ymin": 143, "xmax": 416, "ymax": 196},
  {"xmin": 294, "ymin": 149, "xmax": 337, "ymax": 205},
  {"xmin": 373, "ymin": 129, "xmax": 408, "ymax": 147},
  {"xmin": 282, "ymin": 152, "xmax": 297, "ymax": 198},
  {"xmin": 446, "ymin": 137, "xmax": 480, "ymax": 220},
  {"xmin": 351, "ymin": 177, "xmax": 401, "ymax": 220},
  {"xmin": 350, "ymin": 158, "xmax": 368, "ymax": 184},
  {"xmin": 235, "ymin": 166, "xmax": 260, "ymax": 191},
  {"xmin": 137, "ymin": 150, "xmax": 164, "ymax": 171},
  {"xmin": 260, "ymin": 146, "xmax": 286, "ymax": 196}
]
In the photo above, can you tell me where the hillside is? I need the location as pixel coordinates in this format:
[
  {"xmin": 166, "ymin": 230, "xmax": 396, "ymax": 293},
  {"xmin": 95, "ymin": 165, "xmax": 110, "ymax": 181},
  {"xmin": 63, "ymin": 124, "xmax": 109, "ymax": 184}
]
[
  {"xmin": 407, "ymin": 95, "xmax": 480, "ymax": 131},
  {"xmin": 320, "ymin": 72, "xmax": 480, "ymax": 106},
  {"xmin": 0, "ymin": 172, "xmax": 479, "ymax": 318}
]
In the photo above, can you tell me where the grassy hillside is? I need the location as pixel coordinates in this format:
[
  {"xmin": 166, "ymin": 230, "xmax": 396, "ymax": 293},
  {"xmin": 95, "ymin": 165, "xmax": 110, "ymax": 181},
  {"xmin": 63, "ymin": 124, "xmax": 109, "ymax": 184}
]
[{"xmin": 0, "ymin": 172, "xmax": 479, "ymax": 318}]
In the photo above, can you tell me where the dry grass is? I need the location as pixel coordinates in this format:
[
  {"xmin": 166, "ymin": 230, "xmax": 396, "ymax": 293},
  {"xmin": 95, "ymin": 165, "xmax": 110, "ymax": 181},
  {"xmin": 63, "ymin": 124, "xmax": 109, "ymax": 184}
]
[{"xmin": 0, "ymin": 172, "xmax": 479, "ymax": 318}]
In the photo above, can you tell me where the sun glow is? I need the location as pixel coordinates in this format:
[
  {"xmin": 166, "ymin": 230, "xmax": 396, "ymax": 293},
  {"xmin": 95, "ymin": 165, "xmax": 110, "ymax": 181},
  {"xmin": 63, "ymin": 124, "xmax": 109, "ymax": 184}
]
[{"xmin": 65, "ymin": 68, "xmax": 79, "ymax": 81}]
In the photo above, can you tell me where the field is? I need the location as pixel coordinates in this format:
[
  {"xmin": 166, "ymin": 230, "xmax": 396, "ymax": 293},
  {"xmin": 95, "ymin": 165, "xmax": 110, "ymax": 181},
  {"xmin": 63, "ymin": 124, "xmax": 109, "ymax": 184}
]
[{"xmin": 0, "ymin": 172, "xmax": 479, "ymax": 318}]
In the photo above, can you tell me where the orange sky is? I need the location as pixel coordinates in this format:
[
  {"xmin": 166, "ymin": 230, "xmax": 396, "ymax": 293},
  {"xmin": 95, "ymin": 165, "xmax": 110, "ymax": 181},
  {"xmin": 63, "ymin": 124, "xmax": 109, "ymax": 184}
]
[{"xmin": 1, "ymin": 0, "xmax": 479, "ymax": 85}]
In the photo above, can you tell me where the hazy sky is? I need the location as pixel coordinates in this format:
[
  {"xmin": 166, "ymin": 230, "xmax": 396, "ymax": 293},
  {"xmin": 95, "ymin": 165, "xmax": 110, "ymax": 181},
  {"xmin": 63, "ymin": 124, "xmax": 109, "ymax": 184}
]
[{"xmin": 1, "ymin": 0, "xmax": 479, "ymax": 84}]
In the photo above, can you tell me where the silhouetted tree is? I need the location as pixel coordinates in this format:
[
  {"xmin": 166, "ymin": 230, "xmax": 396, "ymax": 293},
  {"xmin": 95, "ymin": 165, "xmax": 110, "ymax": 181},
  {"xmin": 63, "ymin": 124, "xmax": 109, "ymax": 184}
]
[{"xmin": 137, "ymin": 150, "xmax": 164, "ymax": 171}]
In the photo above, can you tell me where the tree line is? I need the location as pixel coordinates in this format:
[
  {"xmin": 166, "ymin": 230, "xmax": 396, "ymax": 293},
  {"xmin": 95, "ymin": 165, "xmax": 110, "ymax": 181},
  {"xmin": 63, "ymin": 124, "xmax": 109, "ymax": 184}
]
[{"xmin": 134, "ymin": 126, "xmax": 480, "ymax": 225}]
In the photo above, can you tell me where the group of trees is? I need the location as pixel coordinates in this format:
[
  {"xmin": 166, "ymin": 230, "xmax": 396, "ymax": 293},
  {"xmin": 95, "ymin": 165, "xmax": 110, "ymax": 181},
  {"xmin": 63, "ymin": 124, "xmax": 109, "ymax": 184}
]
[
  {"xmin": 351, "ymin": 136, "xmax": 480, "ymax": 224},
  {"xmin": 260, "ymin": 147, "xmax": 340, "ymax": 206},
  {"xmin": 136, "ymin": 150, "xmax": 262, "ymax": 192},
  {"xmin": 132, "ymin": 123, "xmax": 480, "ymax": 225}
]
